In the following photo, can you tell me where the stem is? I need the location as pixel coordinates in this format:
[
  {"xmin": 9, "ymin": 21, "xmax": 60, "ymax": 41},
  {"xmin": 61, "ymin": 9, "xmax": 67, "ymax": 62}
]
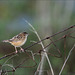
[
  {"xmin": 59, "ymin": 44, "xmax": 75, "ymax": 75},
  {"xmin": 24, "ymin": 19, "xmax": 54, "ymax": 75}
]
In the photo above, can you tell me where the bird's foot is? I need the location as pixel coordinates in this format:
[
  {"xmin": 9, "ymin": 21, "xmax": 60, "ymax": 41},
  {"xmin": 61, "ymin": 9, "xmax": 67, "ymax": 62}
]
[
  {"xmin": 15, "ymin": 50, "xmax": 18, "ymax": 53},
  {"xmin": 20, "ymin": 48, "xmax": 24, "ymax": 52}
]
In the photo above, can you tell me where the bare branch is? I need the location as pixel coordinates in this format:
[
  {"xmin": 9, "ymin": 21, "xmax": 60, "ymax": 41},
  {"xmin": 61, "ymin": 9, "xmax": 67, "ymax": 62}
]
[
  {"xmin": 24, "ymin": 19, "xmax": 54, "ymax": 75},
  {"xmin": 0, "ymin": 22, "xmax": 75, "ymax": 75},
  {"xmin": 59, "ymin": 44, "xmax": 75, "ymax": 75},
  {"xmin": 0, "ymin": 25, "xmax": 75, "ymax": 60}
]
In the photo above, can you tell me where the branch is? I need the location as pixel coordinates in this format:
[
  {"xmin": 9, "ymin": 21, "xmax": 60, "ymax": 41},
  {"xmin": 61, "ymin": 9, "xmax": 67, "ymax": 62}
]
[
  {"xmin": 24, "ymin": 19, "xmax": 54, "ymax": 75},
  {"xmin": 59, "ymin": 44, "xmax": 75, "ymax": 75},
  {"xmin": 0, "ymin": 52, "xmax": 16, "ymax": 60},
  {"xmin": 24, "ymin": 25, "xmax": 75, "ymax": 50},
  {"xmin": 2, "ymin": 51, "xmax": 37, "ymax": 74},
  {"xmin": 0, "ymin": 25, "xmax": 75, "ymax": 60}
]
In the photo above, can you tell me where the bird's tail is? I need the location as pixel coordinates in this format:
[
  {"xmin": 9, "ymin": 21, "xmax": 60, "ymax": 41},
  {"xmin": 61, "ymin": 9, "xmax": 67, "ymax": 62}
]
[{"xmin": 2, "ymin": 40, "xmax": 9, "ymax": 42}]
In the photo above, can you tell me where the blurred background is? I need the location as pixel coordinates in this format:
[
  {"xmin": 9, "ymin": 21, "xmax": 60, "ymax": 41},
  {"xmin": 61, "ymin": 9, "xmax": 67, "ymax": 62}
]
[{"xmin": 0, "ymin": 0, "xmax": 75, "ymax": 75}]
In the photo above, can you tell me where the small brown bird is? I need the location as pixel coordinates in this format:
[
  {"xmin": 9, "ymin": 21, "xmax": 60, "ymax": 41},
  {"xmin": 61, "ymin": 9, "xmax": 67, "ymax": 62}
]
[{"xmin": 3, "ymin": 32, "xmax": 29, "ymax": 53}]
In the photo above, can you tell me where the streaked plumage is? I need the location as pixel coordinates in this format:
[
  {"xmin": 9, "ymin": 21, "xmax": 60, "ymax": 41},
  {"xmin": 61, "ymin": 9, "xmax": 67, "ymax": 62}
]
[{"xmin": 3, "ymin": 32, "xmax": 28, "ymax": 53}]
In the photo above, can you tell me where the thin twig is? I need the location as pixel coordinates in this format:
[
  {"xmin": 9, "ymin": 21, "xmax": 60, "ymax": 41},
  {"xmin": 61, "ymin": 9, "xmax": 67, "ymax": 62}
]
[
  {"xmin": 0, "ymin": 52, "xmax": 16, "ymax": 60},
  {"xmin": 59, "ymin": 44, "xmax": 75, "ymax": 75},
  {"xmin": 49, "ymin": 38, "xmax": 62, "ymax": 57},
  {"xmin": 35, "ymin": 34, "xmax": 68, "ymax": 58},
  {"xmin": 2, "ymin": 51, "xmax": 37, "ymax": 73},
  {"xmin": 2, "ymin": 54, "xmax": 17, "ymax": 66},
  {"xmin": 25, "ymin": 50, "xmax": 35, "ymax": 60},
  {"xmin": 24, "ymin": 25, "xmax": 75, "ymax": 50},
  {"xmin": 0, "ymin": 25, "xmax": 75, "ymax": 60},
  {"xmin": 24, "ymin": 19, "xmax": 54, "ymax": 75}
]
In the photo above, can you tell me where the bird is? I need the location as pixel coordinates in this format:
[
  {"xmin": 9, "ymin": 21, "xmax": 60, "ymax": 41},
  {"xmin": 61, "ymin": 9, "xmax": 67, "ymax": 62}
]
[{"xmin": 3, "ymin": 32, "xmax": 29, "ymax": 53}]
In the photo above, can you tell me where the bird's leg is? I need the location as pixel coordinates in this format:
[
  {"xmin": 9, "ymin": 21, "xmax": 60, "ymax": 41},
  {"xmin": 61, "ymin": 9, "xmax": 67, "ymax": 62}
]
[
  {"xmin": 20, "ymin": 47, "xmax": 24, "ymax": 52},
  {"xmin": 15, "ymin": 47, "xmax": 18, "ymax": 53}
]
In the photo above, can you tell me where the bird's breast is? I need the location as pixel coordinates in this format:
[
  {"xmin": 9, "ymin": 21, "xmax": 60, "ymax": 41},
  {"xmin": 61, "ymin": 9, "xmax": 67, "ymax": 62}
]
[{"xmin": 10, "ymin": 37, "xmax": 27, "ymax": 47}]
